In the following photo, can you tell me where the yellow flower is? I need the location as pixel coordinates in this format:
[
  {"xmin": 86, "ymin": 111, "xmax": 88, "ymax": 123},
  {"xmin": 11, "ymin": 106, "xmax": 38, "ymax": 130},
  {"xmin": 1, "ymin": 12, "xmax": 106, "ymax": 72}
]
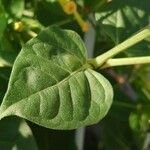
[
  {"xmin": 58, "ymin": 0, "xmax": 90, "ymax": 32},
  {"xmin": 13, "ymin": 21, "xmax": 24, "ymax": 32}
]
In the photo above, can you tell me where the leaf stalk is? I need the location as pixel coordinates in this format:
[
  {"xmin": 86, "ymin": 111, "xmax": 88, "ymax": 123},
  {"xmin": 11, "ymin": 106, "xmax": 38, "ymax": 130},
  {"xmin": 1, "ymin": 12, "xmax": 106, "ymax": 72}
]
[
  {"xmin": 90, "ymin": 26, "xmax": 150, "ymax": 68},
  {"xmin": 101, "ymin": 56, "xmax": 150, "ymax": 68}
]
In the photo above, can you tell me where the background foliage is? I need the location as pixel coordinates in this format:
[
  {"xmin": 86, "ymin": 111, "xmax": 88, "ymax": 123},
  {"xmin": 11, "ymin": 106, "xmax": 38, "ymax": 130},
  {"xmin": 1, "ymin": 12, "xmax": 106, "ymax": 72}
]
[{"xmin": 0, "ymin": 0, "xmax": 149, "ymax": 149}]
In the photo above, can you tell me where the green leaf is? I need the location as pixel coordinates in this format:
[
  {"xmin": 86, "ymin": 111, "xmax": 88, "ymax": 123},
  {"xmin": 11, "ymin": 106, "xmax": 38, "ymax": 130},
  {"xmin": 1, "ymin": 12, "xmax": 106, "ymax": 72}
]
[
  {"xmin": 95, "ymin": 0, "xmax": 150, "ymax": 56},
  {"xmin": 96, "ymin": 100, "xmax": 135, "ymax": 150},
  {"xmin": 0, "ymin": 27, "xmax": 113, "ymax": 129},
  {"xmin": 0, "ymin": 36, "xmax": 18, "ymax": 67},
  {"xmin": 129, "ymin": 111, "xmax": 150, "ymax": 133},
  {"xmin": 2, "ymin": 0, "xmax": 24, "ymax": 18},
  {"xmin": 95, "ymin": 0, "xmax": 149, "ymax": 43},
  {"xmin": 0, "ymin": 1, "xmax": 7, "ymax": 40},
  {"xmin": 84, "ymin": 0, "xmax": 108, "ymax": 11},
  {"xmin": 0, "ymin": 67, "xmax": 11, "ymax": 101},
  {"xmin": 0, "ymin": 117, "xmax": 38, "ymax": 150},
  {"xmin": 35, "ymin": 1, "xmax": 67, "ymax": 26},
  {"xmin": 129, "ymin": 112, "xmax": 140, "ymax": 132},
  {"xmin": 31, "ymin": 126, "xmax": 77, "ymax": 150}
]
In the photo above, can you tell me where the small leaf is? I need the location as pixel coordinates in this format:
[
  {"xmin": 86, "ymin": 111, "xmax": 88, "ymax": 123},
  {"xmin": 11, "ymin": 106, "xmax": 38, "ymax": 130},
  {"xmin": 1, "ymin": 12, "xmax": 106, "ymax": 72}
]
[
  {"xmin": 129, "ymin": 112, "xmax": 140, "ymax": 132},
  {"xmin": 0, "ymin": 27, "xmax": 113, "ymax": 129}
]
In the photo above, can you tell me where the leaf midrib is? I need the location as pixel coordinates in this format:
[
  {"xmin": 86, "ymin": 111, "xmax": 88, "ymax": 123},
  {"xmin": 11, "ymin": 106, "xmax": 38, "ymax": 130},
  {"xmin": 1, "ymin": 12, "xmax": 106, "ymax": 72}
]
[{"xmin": 3, "ymin": 63, "xmax": 91, "ymax": 111}]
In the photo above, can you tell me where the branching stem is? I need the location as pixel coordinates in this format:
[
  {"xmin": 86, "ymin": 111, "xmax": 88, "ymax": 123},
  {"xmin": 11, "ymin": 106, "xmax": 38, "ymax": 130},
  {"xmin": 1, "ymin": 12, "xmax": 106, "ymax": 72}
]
[{"xmin": 89, "ymin": 26, "xmax": 150, "ymax": 68}]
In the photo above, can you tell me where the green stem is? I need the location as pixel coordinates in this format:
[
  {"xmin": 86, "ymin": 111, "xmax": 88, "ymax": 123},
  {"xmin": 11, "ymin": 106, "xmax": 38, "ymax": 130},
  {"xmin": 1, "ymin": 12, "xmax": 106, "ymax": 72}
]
[
  {"xmin": 27, "ymin": 30, "xmax": 37, "ymax": 37},
  {"xmin": 113, "ymin": 101, "xmax": 136, "ymax": 109},
  {"xmin": 90, "ymin": 26, "xmax": 150, "ymax": 68},
  {"xmin": 51, "ymin": 18, "xmax": 74, "ymax": 27},
  {"xmin": 0, "ymin": 60, "xmax": 12, "ymax": 68},
  {"xmin": 101, "ymin": 56, "xmax": 150, "ymax": 68}
]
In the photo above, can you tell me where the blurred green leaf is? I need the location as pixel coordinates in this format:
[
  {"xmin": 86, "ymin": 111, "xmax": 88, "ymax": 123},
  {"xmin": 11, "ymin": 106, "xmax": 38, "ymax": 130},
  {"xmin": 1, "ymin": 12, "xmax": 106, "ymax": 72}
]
[
  {"xmin": 22, "ymin": 17, "xmax": 44, "ymax": 30},
  {"xmin": 0, "ymin": 35, "xmax": 18, "ymax": 67},
  {"xmin": 0, "ymin": 0, "xmax": 7, "ymax": 39},
  {"xmin": 0, "ymin": 67, "xmax": 11, "ymax": 101},
  {"xmin": 129, "ymin": 111, "xmax": 149, "ymax": 133},
  {"xmin": 2, "ymin": 0, "xmax": 24, "ymax": 18},
  {"xmin": 84, "ymin": 0, "xmax": 108, "ymax": 12},
  {"xmin": 35, "ymin": 1, "xmax": 67, "ymax": 26},
  {"xmin": 131, "ymin": 65, "xmax": 150, "ymax": 101},
  {"xmin": 129, "ymin": 112, "xmax": 140, "ymax": 132},
  {"xmin": 31, "ymin": 124, "xmax": 77, "ymax": 150},
  {"xmin": 0, "ymin": 117, "xmax": 37, "ymax": 150},
  {"xmin": 99, "ymin": 109, "xmax": 135, "ymax": 150}
]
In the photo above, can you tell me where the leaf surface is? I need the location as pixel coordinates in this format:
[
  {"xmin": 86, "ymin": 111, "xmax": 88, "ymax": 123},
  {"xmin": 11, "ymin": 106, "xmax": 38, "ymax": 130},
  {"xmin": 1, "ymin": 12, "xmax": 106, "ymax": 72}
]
[{"xmin": 0, "ymin": 27, "xmax": 113, "ymax": 129}]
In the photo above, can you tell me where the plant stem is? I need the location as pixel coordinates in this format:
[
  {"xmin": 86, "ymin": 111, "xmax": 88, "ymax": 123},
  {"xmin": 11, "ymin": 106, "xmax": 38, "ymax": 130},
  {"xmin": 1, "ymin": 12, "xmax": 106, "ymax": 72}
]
[
  {"xmin": 90, "ymin": 26, "xmax": 150, "ymax": 68},
  {"xmin": 51, "ymin": 18, "xmax": 74, "ymax": 27},
  {"xmin": 101, "ymin": 56, "xmax": 150, "ymax": 68},
  {"xmin": 27, "ymin": 30, "xmax": 37, "ymax": 37},
  {"xmin": 113, "ymin": 101, "xmax": 136, "ymax": 109},
  {"xmin": 0, "ymin": 60, "xmax": 12, "ymax": 67}
]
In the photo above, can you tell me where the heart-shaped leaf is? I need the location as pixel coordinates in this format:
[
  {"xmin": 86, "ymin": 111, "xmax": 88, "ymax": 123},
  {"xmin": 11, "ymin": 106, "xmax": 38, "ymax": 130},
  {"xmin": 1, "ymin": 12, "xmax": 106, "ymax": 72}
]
[{"xmin": 0, "ymin": 27, "xmax": 113, "ymax": 129}]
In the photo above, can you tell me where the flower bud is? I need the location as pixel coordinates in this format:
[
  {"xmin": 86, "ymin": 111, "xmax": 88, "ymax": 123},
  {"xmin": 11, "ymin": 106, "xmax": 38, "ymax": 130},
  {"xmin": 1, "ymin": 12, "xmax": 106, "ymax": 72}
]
[
  {"xmin": 13, "ymin": 21, "xmax": 24, "ymax": 32},
  {"xmin": 63, "ymin": 1, "xmax": 77, "ymax": 15},
  {"xmin": 82, "ymin": 22, "xmax": 90, "ymax": 32}
]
